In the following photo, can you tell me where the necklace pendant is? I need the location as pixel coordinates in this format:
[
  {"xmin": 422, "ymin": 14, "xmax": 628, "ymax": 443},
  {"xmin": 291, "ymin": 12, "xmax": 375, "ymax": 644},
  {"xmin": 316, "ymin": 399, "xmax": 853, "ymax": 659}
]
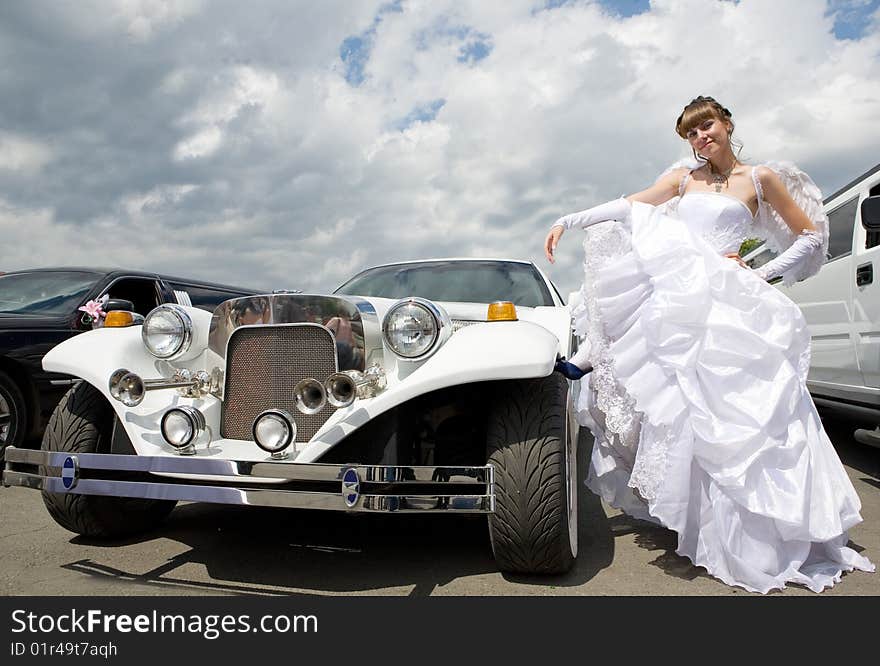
[{"xmin": 715, "ymin": 182, "xmax": 722, "ymax": 193}]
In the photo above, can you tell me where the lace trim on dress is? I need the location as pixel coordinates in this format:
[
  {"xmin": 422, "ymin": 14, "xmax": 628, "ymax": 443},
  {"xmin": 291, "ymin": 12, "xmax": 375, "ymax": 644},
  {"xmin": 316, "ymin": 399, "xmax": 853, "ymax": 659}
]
[
  {"xmin": 678, "ymin": 171, "xmax": 689, "ymax": 197},
  {"xmin": 575, "ymin": 224, "xmax": 640, "ymax": 439},
  {"xmin": 628, "ymin": 423, "xmax": 674, "ymax": 501},
  {"xmin": 575, "ymin": 220, "xmax": 672, "ymax": 501},
  {"xmin": 698, "ymin": 213, "xmax": 755, "ymax": 255}
]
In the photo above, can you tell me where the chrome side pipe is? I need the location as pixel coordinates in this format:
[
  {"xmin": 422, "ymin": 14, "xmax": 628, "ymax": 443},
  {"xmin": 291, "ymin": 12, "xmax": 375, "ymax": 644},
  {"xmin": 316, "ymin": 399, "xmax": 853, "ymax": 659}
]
[{"xmin": 108, "ymin": 368, "xmax": 216, "ymax": 407}]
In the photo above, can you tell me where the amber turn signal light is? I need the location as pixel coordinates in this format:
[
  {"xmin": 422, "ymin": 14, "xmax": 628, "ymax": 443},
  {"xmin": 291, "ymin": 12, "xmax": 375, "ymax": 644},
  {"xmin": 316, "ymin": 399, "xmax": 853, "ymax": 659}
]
[
  {"xmin": 103, "ymin": 311, "xmax": 136, "ymax": 327},
  {"xmin": 487, "ymin": 301, "xmax": 517, "ymax": 321}
]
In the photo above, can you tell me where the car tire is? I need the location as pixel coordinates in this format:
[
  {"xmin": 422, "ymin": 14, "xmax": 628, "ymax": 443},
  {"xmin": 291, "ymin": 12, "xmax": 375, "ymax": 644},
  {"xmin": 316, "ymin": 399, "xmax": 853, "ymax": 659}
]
[
  {"xmin": 40, "ymin": 382, "xmax": 176, "ymax": 537},
  {"xmin": 486, "ymin": 373, "xmax": 578, "ymax": 574},
  {"xmin": 0, "ymin": 369, "xmax": 27, "ymax": 460}
]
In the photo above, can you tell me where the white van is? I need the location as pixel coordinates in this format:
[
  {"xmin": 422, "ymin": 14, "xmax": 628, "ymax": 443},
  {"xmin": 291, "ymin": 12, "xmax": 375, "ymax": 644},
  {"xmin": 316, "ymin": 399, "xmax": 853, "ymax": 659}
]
[{"xmin": 745, "ymin": 163, "xmax": 880, "ymax": 447}]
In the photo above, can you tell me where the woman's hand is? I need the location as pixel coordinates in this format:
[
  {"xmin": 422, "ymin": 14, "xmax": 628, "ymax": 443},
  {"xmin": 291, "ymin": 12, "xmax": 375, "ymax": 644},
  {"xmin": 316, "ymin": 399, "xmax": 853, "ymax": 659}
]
[
  {"xmin": 545, "ymin": 225, "xmax": 564, "ymax": 263},
  {"xmin": 725, "ymin": 252, "xmax": 748, "ymax": 269}
]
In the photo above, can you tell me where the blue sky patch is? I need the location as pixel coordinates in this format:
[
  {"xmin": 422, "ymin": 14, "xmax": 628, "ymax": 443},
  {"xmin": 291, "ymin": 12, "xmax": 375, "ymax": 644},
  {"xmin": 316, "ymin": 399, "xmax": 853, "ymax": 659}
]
[
  {"xmin": 827, "ymin": 0, "xmax": 879, "ymax": 40},
  {"xmin": 598, "ymin": 0, "xmax": 651, "ymax": 17},
  {"xmin": 395, "ymin": 99, "xmax": 446, "ymax": 131},
  {"xmin": 339, "ymin": 1, "xmax": 404, "ymax": 86},
  {"xmin": 458, "ymin": 34, "xmax": 493, "ymax": 64},
  {"xmin": 537, "ymin": 0, "xmax": 650, "ymax": 18}
]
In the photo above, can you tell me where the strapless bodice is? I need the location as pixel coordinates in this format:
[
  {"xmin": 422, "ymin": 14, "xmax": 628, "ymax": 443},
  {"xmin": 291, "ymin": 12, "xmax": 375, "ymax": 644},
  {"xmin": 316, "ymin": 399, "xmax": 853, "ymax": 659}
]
[{"xmin": 677, "ymin": 192, "xmax": 758, "ymax": 255}]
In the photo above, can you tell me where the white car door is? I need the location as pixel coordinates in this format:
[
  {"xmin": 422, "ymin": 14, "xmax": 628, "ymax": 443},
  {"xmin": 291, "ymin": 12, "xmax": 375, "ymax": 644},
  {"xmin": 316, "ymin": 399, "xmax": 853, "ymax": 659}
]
[{"xmin": 784, "ymin": 195, "xmax": 861, "ymax": 388}]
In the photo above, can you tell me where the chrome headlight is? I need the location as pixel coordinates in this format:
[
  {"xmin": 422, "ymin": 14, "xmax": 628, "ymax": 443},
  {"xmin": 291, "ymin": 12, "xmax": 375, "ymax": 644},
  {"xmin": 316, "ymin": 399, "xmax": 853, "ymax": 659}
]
[
  {"xmin": 160, "ymin": 407, "xmax": 206, "ymax": 455},
  {"xmin": 142, "ymin": 304, "xmax": 193, "ymax": 360},
  {"xmin": 252, "ymin": 409, "xmax": 296, "ymax": 459},
  {"xmin": 382, "ymin": 298, "xmax": 449, "ymax": 359}
]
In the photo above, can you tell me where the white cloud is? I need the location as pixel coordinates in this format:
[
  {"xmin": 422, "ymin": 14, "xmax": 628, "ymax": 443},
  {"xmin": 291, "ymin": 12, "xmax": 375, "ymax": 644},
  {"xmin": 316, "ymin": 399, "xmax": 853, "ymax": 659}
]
[
  {"xmin": 173, "ymin": 66, "xmax": 281, "ymax": 160},
  {"xmin": 2, "ymin": 0, "xmax": 879, "ymax": 300},
  {"xmin": 173, "ymin": 126, "xmax": 223, "ymax": 160},
  {"xmin": 122, "ymin": 184, "xmax": 198, "ymax": 219},
  {"xmin": 113, "ymin": 0, "xmax": 206, "ymax": 41},
  {"xmin": 0, "ymin": 133, "xmax": 53, "ymax": 173}
]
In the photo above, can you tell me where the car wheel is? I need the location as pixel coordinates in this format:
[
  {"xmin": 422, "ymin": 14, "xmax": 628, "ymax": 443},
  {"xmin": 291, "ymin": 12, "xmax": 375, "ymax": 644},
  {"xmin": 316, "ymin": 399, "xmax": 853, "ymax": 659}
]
[
  {"xmin": 40, "ymin": 382, "xmax": 176, "ymax": 537},
  {"xmin": 0, "ymin": 369, "xmax": 27, "ymax": 460},
  {"xmin": 486, "ymin": 373, "xmax": 578, "ymax": 574}
]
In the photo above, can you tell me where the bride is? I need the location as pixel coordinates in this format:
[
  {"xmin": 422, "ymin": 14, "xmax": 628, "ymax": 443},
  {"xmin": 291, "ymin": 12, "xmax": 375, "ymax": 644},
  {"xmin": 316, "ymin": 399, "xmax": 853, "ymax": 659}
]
[{"xmin": 543, "ymin": 95, "xmax": 875, "ymax": 593}]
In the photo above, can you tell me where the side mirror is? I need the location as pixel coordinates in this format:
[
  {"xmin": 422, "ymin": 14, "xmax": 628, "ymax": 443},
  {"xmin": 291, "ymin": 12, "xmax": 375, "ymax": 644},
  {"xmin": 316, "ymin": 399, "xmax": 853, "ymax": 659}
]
[
  {"xmin": 861, "ymin": 195, "xmax": 880, "ymax": 230},
  {"xmin": 104, "ymin": 298, "xmax": 135, "ymax": 312}
]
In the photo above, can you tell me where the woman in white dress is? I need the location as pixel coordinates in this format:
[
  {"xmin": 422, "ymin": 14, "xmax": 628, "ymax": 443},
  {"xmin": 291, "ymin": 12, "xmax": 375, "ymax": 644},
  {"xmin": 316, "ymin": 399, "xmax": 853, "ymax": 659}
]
[{"xmin": 544, "ymin": 96, "xmax": 875, "ymax": 593}]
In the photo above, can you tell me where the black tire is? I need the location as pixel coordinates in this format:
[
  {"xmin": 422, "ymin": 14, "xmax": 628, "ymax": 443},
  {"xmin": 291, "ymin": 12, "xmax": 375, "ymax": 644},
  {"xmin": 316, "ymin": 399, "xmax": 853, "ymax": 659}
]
[
  {"xmin": 0, "ymin": 369, "xmax": 27, "ymax": 460},
  {"xmin": 40, "ymin": 382, "xmax": 176, "ymax": 537},
  {"xmin": 487, "ymin": 374, "xmax": 578, "ymax": 574}
]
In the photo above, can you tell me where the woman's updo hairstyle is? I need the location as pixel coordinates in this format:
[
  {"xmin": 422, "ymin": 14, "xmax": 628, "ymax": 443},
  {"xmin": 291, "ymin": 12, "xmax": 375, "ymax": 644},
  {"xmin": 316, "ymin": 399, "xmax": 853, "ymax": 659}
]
[{"xmin": 675, "ymin": 95, "xmax": 743, "ymax": 160}]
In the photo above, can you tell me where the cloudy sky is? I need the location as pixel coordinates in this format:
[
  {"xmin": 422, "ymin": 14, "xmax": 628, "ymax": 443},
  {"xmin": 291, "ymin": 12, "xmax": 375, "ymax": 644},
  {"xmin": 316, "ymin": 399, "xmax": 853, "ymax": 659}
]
[{"xmin": 1, "ymin": 0, "xmax": 878, "ymax": 298}]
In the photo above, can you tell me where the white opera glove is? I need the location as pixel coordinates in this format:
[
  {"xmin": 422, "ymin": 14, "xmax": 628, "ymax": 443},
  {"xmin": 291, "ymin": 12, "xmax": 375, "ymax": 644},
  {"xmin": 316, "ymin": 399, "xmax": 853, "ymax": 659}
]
[
  {"xmin": 551, "ymin": 197, "xmax": 632, "ymax": 231},
  {"xmin": 754, "ymin": 229, "xmax": 823, "ymax": 282}
]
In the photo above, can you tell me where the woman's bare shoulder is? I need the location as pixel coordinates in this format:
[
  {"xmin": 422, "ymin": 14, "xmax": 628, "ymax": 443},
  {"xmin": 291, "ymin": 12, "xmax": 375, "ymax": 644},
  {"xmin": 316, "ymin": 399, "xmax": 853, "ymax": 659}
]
[
  {"xmin": 657, "ymin": 165, "xmax": 691, "ymax": 183},
  {"xmin": 753, "ymin": 165, "xmax": 786, "ymax": 193},
  {"xmin": 652, "ymin": 166, "xmax": 691, "ymax": 193}
]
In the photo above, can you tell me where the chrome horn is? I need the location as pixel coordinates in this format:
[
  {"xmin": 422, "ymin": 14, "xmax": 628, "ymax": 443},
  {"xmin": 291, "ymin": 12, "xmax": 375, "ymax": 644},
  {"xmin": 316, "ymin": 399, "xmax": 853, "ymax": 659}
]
[
  {"xmin": 294, "ymin": 378, "xmax": 327, "ymax": 414},
  {"xmin": 108, "ymin": 368, "xmax": 216, "ymax": 407},
  {"xmin": 108, "ymin": 369, "xmax": 145, "ymax": 407},
  {"xmin": 325, "ymin": 370, "xmax": 368, "ymax": 408}
]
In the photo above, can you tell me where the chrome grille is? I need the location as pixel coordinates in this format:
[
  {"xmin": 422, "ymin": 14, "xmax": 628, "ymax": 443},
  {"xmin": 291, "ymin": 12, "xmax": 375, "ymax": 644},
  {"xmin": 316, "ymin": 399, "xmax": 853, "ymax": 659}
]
[{"xmin": 221, "ymin": 325, "xmax": 338, "ymax": 442}]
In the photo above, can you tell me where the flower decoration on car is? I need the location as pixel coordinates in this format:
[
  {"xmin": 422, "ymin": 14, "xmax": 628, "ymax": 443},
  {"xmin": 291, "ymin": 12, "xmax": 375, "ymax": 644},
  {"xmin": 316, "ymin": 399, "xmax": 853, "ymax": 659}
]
[{"xmin": 78, "ymin": 294, "xmax": 109, "ymax": 328}]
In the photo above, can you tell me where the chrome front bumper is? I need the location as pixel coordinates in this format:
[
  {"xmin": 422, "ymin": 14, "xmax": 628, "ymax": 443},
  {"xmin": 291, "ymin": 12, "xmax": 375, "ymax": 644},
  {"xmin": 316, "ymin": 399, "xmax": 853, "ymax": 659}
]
[{"xmin": 2, "ymin": 447, "xmax": 495, "ymax": 514}]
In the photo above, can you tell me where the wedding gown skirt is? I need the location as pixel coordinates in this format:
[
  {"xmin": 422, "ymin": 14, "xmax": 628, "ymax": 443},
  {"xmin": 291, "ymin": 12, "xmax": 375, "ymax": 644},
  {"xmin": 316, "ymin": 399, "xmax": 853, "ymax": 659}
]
[{"xmin": 571, "ymin": 199, "xmax": 874, "ymax": 593}]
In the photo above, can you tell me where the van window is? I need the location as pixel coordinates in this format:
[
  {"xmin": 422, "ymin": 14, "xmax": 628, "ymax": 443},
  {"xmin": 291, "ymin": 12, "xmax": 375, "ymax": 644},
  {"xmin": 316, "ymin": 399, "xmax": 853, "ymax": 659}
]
[
  {"xmin": 868, "ymin": 184, "xmax": 880, "ymax": 249},
  {"xmin": 826, "ymin": 196, "xmax": 858, "ymax": 260}
]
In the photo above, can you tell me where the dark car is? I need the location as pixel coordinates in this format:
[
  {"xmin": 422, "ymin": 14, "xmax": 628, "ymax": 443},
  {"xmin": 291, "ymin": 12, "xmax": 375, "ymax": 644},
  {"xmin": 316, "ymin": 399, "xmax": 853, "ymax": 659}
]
[{"xmin": 0, "ymin": 267, "xmax": 261, "ymax": 456}]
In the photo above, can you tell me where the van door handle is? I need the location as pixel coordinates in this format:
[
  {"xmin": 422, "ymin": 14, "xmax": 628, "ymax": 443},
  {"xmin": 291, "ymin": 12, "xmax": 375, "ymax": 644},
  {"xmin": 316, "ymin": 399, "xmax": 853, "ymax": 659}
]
[{"xmin": 856, "ymin": 262, "xmax": 873, "ymax": 286}]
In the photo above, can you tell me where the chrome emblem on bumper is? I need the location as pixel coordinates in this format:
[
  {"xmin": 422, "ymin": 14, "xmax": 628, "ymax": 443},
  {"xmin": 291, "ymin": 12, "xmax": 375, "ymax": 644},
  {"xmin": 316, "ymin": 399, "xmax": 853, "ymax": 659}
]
[
  {"xmin": 61, "ymin": 456, "xmax": 79, "ymax": 491},
  {"xmin": 342, "ymin": 467, "xmax": 360, "ymax": 508}
]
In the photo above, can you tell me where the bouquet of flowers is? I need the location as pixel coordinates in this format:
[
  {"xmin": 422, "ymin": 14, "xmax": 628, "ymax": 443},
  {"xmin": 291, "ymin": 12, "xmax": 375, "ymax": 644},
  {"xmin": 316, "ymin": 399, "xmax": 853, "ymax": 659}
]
[{"xmin": 78, "ymin": 294, "xmax": 109, "ymax": 328}]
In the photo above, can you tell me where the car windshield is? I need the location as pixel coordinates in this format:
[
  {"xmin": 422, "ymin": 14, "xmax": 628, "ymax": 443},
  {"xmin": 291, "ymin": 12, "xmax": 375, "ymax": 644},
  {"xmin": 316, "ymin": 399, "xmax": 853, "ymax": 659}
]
[
  {"xmin": 334, "ymin": 260, "xmax": 554, "ymax": 307},
  {"xmin": 0, "ymin": 271, "xmax": 100, "ymax": 316}
]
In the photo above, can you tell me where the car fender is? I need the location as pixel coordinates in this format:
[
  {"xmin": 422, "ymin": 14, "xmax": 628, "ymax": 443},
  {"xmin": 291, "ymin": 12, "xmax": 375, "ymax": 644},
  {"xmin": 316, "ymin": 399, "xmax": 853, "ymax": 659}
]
[
  {"xmin": 42, "ymin": 326, "xmax": 158, "ymax": 393},
  {"xmin": 405, "ymin": 319, "xmax": 558, "ymax": 384},
  {"xmin": 42, "ymin": 305, "xmax": 214, "ymax": 384},
  {"xmin": 40, "ymin": 310, "xmax": 220, "ymax": 457},
  {"xmin": 299, "ymin": 319, "xmax": 561, "ymax": 461}
]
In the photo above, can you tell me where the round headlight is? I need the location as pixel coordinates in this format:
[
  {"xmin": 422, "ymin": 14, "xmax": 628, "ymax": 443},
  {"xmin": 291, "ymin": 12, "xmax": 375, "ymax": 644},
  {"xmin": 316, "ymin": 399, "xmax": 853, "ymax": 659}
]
[
  {"xmin": 163, "ymin": 411, "xmax": 194, "ymax": 447},
  {"xmin": 142, "ymin": 305, "xmax": 193, "ymax": 359},
  {"xmin": 382, "ymin": 299, "xmax": 445, "ymax": 358},
  {"xmin": 160, "ymin": 407, "xmax": 206, "ymax": 452},
  {"xmin": 252, "ymin": 409, "xmax": 296, "ymax": 458}
]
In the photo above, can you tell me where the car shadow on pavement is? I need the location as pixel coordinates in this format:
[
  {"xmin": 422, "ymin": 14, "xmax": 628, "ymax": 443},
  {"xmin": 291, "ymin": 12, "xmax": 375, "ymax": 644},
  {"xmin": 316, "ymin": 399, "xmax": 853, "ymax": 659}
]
[{"xmin": 66, "ymin": 504, "xmax": 500, "ymax": 596}]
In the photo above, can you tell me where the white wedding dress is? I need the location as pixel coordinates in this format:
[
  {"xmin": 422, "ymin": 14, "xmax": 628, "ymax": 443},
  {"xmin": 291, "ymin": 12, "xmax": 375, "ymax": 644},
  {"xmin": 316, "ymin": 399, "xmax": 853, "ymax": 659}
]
[{"xmin": 571, "ymin": 163, "xmax": 875, "ymax": 593}]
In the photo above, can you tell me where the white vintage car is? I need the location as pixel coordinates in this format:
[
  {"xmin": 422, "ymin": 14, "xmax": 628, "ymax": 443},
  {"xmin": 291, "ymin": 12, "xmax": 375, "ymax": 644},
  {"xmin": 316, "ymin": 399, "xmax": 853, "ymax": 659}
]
[{"xmin": 3, "ymin": 258, "xmax": 581, "ymax": 574}]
